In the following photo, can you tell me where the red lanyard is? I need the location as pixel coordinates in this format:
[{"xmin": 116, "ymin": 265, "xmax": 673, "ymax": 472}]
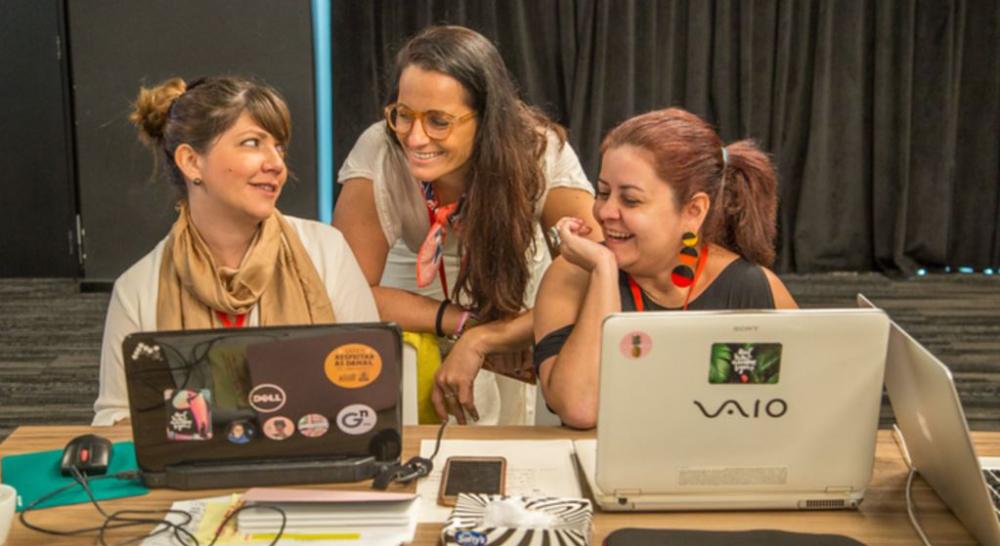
[
  {"xmin": 215, "ymin": 310, "xmax": 247, "ymax": 328},
  {"xmin": 627, "ymin": 243, "xmax": 709, "ymax": 312}
]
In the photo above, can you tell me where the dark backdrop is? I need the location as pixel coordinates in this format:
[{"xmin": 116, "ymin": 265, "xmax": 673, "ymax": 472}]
[
  {"xmin": 68, "ymin": 0, "xmax": 318, "ymax": 281},
  {"xmin": 0, "ymin": 0, "xmax": 78, "ymax": 276},
  {"xmin": 331, "ymin": 0, "xmax": 1000, "ymax": 274}
]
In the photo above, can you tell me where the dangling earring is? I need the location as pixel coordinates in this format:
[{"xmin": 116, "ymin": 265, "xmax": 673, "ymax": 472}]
[{"xmin": 671, "ymin": 231, "xmax": 699, "ymax": 288}]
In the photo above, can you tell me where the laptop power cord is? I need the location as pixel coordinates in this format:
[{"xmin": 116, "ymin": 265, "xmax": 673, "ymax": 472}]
[
  {"xmin": 19, "ymin": 466, "xmax": 288, "ymax": 546},
  {"xmin": 373, "ymin": 419, "xmax": 448, "ymax": 490},
  {"xmin": 894, "ymin": 424, "xmax": 934, "ymax": 546}
]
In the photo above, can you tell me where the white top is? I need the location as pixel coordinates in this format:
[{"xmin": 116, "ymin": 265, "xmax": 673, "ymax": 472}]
[
  {"xmin": 337, "ymin": 121, "xmax": 594, "ymax": 306},
  {"xmin": 93, "ymin": 216, "xmax": 380, "ymax": 426},
  {"xmin": 337, "ymin": 122, "xmax": 593, "ymax": 425}
]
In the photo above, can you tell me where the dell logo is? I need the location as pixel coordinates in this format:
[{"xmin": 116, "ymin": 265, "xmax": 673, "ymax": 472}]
[
  {"xmin": 248, "ymin": 384, "xmax": 286, "ymax": 413},
  {"xmin": 694, "ymin": 398, "xmax": 787, "ymax": 418}
]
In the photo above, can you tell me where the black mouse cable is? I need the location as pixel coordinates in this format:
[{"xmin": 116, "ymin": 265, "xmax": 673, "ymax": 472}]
[{"xmin": 19, "ymin": 466, "xmax": 288, "ymax": 546}]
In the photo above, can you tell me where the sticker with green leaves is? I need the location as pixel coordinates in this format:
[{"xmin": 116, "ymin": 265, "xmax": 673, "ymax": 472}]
[{"xmin": 709, "ymin": 343, "xmax": 782, "ymax": 384}]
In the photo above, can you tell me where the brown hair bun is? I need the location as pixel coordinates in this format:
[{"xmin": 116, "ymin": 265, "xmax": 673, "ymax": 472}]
[{"xmin": 129, "ymin": 78, "xmax": 186, "ymax": 145}]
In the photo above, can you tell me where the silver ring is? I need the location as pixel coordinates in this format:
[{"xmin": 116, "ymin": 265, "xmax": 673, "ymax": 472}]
[
  {"xmin": 443, "ymin": 391, "xmax": 457, "ymax": 400},
  {"xmin": 548, "ymin": 225, "xmax": 562, "ymax": 247}
]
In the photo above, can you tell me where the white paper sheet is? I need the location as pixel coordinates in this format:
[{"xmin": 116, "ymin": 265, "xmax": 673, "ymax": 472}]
[
  {"xmin": 141, "ymin": 494, "xmax": 415, "ymax": 546},
  {"xmin": 415, "ymin": 439, "xmax": 582, "ymax": 522}
]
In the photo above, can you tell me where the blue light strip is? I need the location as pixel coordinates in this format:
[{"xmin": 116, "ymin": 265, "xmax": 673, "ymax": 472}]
[{"xmin": 311, "ymin": 0, "xmax": 333, "ymax": 222}]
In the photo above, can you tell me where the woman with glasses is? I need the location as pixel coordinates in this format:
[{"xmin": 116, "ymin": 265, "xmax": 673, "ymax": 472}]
[{"xmin": 334, "ymin": 26, "xmax": 599, "ymax": 425}]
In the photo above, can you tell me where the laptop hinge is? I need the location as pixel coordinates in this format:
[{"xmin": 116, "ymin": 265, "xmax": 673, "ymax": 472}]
[{"xmin": 613, "ymin": 489, "xmax": 642, "ymax": 497}]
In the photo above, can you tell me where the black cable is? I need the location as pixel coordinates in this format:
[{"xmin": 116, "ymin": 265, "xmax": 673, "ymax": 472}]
[{"xmin": 19, "ymin": 466, "xmax": 286, "ymax": 546}]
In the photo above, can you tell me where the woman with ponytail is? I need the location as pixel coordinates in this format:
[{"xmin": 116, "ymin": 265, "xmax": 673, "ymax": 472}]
[
  {"xmin": 93, "ymin": 76, "xmax": 378, "ymax": 425},
  {"xmin": 533, "ymin": 108, "xmax": 797, "ymax": 429}
]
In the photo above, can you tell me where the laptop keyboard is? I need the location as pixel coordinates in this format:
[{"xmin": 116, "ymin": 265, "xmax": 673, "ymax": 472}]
[{"xmin": 984, "ymin": 469, "xmax": 1000, "ymax": 520}]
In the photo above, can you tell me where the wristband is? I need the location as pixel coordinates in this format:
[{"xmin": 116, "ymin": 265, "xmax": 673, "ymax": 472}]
[
  {"xmin": 454, "ymin": 310, "xmax": 472, "ymax": 337},
  {"xmin": 435, "ymin": 299, "xmax": 450, "ymax": 338}
]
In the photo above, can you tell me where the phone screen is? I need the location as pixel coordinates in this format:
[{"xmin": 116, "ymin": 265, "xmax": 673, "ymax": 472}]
[{"xmin": 443, "ymin": 459, "xmax": 504, "ymax": 496}]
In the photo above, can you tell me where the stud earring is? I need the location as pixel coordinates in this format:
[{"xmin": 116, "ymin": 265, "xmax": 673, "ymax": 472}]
[
  {"xmin": 671, "ymin": 231, "xmax": 699, "ymax": 288},
  {"xmin": 192, "ymin": 178, "xmax": 203, "ymax": 186}
]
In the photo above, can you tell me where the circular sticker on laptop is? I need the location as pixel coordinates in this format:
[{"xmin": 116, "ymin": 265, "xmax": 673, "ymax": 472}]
[
  {"xmin": 297, "ymin": 413, "xmax": 330, "ymax": 438},
  {"xmin": 619, "ymin": 331, "xmax": 652, "ymax": 359},
  {"xmin": 336, "ymin": 403, "xmax": 377, "ymax": 435},
  {"xmin": 262, "ymin": 416, "xmax": 294, "ymax": 441},
  {"xmin": 248, "ymin": 383, "xmax": 286, "ymax": 413},
  {"xmin": 324, "ymin": 344, "xmax": 382, "ymax": 389},
  {"xmin": 226, "ymin": 420, "xmax": 256, "ymax": 445}
]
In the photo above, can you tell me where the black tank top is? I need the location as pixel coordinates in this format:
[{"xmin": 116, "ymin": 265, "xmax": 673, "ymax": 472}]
[{"xmin": 533, "ymin": 258, "xmax": 775, "ymax": 375}]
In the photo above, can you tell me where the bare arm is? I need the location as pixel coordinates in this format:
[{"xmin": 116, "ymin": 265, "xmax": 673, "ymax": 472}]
[
  {"xmin": 763, "ymin": 268, "xmax": 798, "ymax": 309},
  {"xmin": 332, "ymin": 178, "xmax": 468, "ymax": 332},
  {"xmin": 541, "ymin": 187, "xmax": 602, "ymax": 241},
  {"xmin": 535, "ymin": 254, "xmax": 620, "ymax": 429}
]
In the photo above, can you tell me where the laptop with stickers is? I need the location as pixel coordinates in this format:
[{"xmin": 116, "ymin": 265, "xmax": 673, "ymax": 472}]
[
  {"xmin": 575, "ymin": 309, "xmax": 890, "ymax": 511},
  {"xmin": 122, "ymin": 323, "xmax": 402, "ymax": 489},
  {"xmin": 857, "ymin": 294, "xmax": 1000, "ymax": 545}
]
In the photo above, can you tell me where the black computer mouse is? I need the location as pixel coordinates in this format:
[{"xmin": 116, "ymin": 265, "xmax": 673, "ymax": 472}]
[{"xmin": 60, "ymin": 434, "xmax": 112, "ymax": 476}]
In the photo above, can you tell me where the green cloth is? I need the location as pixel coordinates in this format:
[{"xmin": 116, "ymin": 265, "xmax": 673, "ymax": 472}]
[{"xmin": 1, "ymin": 441, "xmax": 149, "ymax": 512}]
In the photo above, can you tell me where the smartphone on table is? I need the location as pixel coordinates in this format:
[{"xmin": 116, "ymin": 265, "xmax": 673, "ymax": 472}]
[{"xmin": 437, "ymin": 456, "xmax": 507, "ymax": 506}]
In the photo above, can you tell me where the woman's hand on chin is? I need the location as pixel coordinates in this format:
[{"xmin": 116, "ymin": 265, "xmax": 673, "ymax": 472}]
[{"xmin": 555, "ymin": 217, "xmax": 614, "ymax": 272}]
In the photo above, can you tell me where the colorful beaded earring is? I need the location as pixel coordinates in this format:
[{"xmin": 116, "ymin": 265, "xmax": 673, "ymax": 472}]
[{"xmin": 671, "ymin": 231, "xmax": 699, "ymax": 288}]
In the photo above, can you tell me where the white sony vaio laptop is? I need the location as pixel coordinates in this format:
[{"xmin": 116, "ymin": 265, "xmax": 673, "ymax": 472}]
[
  {"xmin": 575, "ymin": 309, "xmax": 890, "ymax": 511},
  {"xmin": 857, "ymin": 294, "xmax": 1000, "ymax": 545}
]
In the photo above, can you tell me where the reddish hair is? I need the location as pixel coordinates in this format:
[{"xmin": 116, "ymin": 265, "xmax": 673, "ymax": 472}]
[{"xmin": 600, "ymin": 108, "xmax": 778, "ymax": 267}]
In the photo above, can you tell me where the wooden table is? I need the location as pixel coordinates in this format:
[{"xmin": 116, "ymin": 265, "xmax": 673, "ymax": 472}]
[{"xmin": 1, "ymin": 425, "xmax": 997, "ymax": 545}]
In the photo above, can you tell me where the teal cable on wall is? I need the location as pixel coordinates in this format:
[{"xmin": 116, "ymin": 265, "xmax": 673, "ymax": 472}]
[{"xmin": 311, "ymin": 0, "xmax": 333, "ymax": 222}]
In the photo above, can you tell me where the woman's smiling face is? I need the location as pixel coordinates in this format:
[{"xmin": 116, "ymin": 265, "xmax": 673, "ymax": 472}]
[
  {"xmin": 393, "ymin": 65, "xmax": 478, "ymax": 186},
  {"xmin": 594, "ymin": 145, "xmax": 694, "ymax": 275},
  {"xmin": 188, "ymin": 111, "xmax": 287, "ymax": 223}
]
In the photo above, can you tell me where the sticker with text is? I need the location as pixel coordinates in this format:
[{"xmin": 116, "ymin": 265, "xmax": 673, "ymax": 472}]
[
  {"xmin": 248, "ymin": 383, "xmax": 286, "ymax": 413},
  {"xmin": 619, "ymin": 331, "xmax": 652, "ymax": 359},
  {"xmin": 709, "ymin": 343, "xmax": 782, "ymax": 384},
  {"xmin": 165, "ymin": 389, "xmax": 213, "ymax": 441},
  {"xmin": 336, "ymin": 403, "xmax": 377, "ymax": 435},
  {"xmin": 324, "ymin": 344, "xmax": 382, "ymax": 388}
]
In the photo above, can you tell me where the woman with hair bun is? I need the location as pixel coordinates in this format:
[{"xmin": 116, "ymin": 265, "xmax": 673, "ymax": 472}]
[
  {"xmin": 534, "ymin": 108, "xmax": 797, "ymax": 429},
  {"xmin": 334, "ymin": 26, "xmax": 600, "ymax": 425},
  {"xmin": 93, "ymin": 76, "xmax": 378, "ymax": 425}
]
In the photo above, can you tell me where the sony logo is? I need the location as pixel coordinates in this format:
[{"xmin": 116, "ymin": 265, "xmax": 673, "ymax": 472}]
[
  {"xmin": 733, "ymin": 325, "xmax": 758, "ymax": 332},
  {"xmin": 693, "ymin": 398, "xmax": 788, "ymax": 418}
]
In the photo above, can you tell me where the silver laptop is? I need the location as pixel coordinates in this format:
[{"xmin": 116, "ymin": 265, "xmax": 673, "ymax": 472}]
[
  {"xmin": 857, "ymin": 294, "xmax": 1000, "ymax": 545},
  {"xmin": 576, "ymin": 309, "xmax": 890, "ymax": 511}
]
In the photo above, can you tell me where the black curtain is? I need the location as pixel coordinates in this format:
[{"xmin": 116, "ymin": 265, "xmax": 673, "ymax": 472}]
[{"xmin": 331, "ymin": 0, "xmax": 1000, "ymax": 274}]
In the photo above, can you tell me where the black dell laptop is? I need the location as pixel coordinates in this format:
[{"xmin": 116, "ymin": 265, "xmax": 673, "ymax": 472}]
[{"xmin": 122, "ymin": 322, "xmax": 402, "ymax": 489}]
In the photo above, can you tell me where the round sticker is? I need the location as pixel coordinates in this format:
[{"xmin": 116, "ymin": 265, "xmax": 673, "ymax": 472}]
[
  {"xmin": 226, "ymin": 420, "xmax": 256, "ymax": 445},
  {"xmin": 262, "ymin": 416, "xmax": 294, "ymax": 441},
  {"xmin": 336, "ymin": 404, "xmax": 377, "ymax": 435},
  {"xmin": 619, "ymin": 331, "xmax": 652, "ymax": 359},
  {"xmin": 297, "ymin": 414, "xmax": 330, "ymax": 438},
  {"xmin": 324, "ymin": 344, "xmax": 382, "ymax": 388},
  {"xmin": 248, "ymin": 383, "xmax": 286, "ymax": 413}
]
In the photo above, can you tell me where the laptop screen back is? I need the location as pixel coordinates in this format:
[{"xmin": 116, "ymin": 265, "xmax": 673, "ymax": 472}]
[
  {"xmin": 123, "ymin": 323, "xmax": 402, "ymax": 474},
  {"xmin": 596, "ymin": 309, "xmax": 889, "ymax": 497}
]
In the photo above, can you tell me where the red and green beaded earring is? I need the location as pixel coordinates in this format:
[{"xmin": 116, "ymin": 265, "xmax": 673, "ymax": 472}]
[{"xmin": 671, "ymin": 231, "xmax": 699, "ymax": 288}]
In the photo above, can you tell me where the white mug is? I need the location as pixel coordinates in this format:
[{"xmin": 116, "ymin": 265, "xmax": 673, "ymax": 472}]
[{"xmin": 0, "ymin": 483, "xmax": 15, "ymax": 546}]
